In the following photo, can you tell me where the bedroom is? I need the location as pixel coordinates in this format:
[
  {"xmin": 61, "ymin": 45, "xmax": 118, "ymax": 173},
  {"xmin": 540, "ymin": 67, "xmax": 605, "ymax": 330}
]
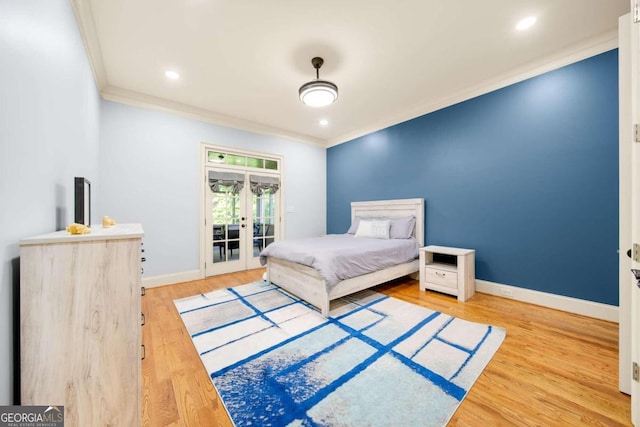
[{"xmin": 0, "ymin": 0, "xmax": 633, "ymax": 425}]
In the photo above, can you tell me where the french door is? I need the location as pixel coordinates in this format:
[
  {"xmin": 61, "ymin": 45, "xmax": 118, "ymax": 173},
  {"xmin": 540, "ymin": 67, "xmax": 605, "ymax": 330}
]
[{"xmin": 205, "ymin": 168, "xmax": 280, "ymax": 276}]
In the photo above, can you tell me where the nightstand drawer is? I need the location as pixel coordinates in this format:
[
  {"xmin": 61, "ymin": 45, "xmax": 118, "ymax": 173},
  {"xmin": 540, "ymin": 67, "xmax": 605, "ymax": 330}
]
[{"xmin": 424, "ymin": 266, "xmax": 458, "ymax": 289}]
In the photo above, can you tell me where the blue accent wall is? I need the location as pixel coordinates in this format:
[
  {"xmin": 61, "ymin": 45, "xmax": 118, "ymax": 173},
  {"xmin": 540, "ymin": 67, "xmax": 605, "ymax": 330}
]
[{"xmin": 327, "ymin": 50, "xmax": 619, "ymax": 306}]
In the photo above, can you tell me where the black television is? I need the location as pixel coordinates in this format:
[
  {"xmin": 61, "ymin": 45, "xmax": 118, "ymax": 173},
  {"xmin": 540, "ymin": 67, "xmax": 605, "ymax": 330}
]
[{"xmin": 74, "ymin": 177, "xmax": 91, "ymax": 226}]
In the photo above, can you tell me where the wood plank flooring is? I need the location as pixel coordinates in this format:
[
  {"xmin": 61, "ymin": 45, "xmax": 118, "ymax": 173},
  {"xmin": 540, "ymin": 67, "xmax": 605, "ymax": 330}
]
[{"xmin": 142, "ymin": 269, "xmax": 630, "ymax": 426}]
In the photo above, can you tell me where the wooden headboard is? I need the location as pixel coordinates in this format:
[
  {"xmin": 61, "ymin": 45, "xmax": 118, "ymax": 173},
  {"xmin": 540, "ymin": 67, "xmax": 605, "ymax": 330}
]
[{"xmin": 350, "ymin": 198, "xmax": 425, "ymax": 246}]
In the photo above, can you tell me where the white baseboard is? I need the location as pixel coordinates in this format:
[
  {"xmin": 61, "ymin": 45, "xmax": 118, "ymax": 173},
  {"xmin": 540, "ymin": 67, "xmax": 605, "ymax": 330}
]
[
  {"xmin": 142, "ymin": 270, "xmax": 202, "ymax": 288},
  {"xmin": 476, "ymin": 280, "xmax": 618, "ymax": 323}
]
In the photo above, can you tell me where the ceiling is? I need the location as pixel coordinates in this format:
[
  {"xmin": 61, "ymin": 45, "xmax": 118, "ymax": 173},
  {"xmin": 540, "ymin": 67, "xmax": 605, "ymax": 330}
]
[{"xmin": 72, "ymin": 0, "xmax": 629, "ymax": 147}]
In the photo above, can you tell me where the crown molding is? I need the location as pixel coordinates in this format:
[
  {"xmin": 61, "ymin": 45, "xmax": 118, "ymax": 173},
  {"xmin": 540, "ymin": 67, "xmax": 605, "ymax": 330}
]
[
  {"xmin": 101, "ymin": 86, "xmax": 325, "ymax": 146},
  {"xmin": 70, "ymin": 0, "xmax": 108, "ymax": 92},
  {"xmin": 326, "ymin": 29, "xmax": 620, "ymax": 148},
  {"xmin": 70, "ymin": 2, "xmax": 619, "ymax": 150},
  {"xmin": 71, "ymin": 1, "xmax": 322, "ymax": 146}
]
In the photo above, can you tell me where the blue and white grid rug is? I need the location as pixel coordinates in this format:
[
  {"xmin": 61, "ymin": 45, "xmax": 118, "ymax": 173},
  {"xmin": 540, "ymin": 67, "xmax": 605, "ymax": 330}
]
[{"xmin": 174, "ymin": 281, "xmax": 505, "ymax": 427}]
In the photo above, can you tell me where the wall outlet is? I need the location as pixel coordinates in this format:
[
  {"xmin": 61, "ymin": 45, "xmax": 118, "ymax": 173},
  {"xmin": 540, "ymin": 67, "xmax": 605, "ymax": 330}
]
[{"xmin": 500, "ymin": 287, "xmax": 514, "ymax": 298}]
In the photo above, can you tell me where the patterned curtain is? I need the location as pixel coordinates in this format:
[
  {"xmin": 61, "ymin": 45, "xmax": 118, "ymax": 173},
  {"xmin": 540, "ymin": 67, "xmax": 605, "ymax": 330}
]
[
  {"xmin": 208, "ymin": 170, "xmax": 245, "ymax": 193},
  {"xmin": 249, "ymin": 174, "xmax": 280, "ymax": 195}
]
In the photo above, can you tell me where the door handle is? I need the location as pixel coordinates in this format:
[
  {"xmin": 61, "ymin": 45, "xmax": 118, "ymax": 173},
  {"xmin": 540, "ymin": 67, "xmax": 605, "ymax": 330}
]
[{"xmin": 632, "ymin": 269, "xmax": 640, "ymax": 288}]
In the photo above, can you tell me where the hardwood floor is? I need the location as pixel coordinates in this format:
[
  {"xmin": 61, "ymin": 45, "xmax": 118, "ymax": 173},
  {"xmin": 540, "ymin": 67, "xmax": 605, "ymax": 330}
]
[{"xmin": 142, "ymin": 269, "xmax": 630, "ymax": 426}]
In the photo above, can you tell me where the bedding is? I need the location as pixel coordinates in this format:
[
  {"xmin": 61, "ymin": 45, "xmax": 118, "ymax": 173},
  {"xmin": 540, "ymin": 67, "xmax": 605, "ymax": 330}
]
[{"xmin": 259, "ymin": 234, "xmax": 419, "ymax": 291}]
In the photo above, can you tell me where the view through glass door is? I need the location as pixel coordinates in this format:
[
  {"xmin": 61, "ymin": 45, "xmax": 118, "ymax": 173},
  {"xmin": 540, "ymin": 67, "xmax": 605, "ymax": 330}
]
[
  {"xmin": 205, "ymin": 171, "xmax": 247, "ymax": 276},
  {"xmin": 248, "ymin": 174, "xmax": 278, "ymax": 269},
  {"xmin": 203, "ymin": 148, "xmax": 281, "ymax": 276}
]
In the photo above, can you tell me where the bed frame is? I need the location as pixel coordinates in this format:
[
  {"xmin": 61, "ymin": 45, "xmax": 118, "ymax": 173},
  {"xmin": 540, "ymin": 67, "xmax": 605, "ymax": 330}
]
[{"xmin": 266, "ymin": 198, "xmax": 425, "ymax": 316}]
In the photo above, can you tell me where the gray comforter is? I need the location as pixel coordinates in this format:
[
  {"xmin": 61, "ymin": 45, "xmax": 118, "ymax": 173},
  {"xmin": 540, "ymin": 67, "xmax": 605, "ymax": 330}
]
[{"xmin": 259, "ymin": 234, "xmax": 419, "ymax": 290}]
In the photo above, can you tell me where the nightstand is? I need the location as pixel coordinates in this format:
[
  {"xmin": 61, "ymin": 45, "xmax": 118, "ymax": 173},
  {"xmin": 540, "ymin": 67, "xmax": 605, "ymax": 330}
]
[{"xmin": 419, "ymin": 245, "xmax": 476, "ymax": 302}]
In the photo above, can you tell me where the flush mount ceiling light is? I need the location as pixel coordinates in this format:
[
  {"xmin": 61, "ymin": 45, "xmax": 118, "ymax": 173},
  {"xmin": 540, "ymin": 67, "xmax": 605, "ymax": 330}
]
[{"xmin": 299, "ymin": 57, "xmax": 338, "ymax": 107}]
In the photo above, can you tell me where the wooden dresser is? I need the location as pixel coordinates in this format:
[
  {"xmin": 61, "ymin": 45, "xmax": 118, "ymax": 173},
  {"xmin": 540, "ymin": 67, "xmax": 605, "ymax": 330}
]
[{"xmin": 20, "ymin": 224, "xmax": 144, "ymax": 426}]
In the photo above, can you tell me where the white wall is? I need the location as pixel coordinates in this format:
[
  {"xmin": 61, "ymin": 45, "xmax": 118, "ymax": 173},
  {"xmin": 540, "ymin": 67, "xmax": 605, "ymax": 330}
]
[
  {"xmin": 99, "ymin": 101, "xmax": 326, "ymax": 278},
  {"xmin": 0, "ymin": 0, "xmax": 326, "ymax": 403},
  {"xmin": 0, "ymin": 0, "xmax": 101, "ymax": 404}
]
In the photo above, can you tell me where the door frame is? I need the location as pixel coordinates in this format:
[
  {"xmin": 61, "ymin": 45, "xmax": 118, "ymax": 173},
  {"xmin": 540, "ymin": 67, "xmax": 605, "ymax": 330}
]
[
  {"xmin": 620, "ymin": 7, "xmax": 640, "ymax": 423},
  {"xmin": 629, "ymin": 5, "xmax": 640, "ymax": 422},
  {"xmin": 620, "ymin": 11, "xmax": 633, "ymax": 397},
  {"xmin": 199, "ymin": 143, "xmax": 285, "ymax": 279}
]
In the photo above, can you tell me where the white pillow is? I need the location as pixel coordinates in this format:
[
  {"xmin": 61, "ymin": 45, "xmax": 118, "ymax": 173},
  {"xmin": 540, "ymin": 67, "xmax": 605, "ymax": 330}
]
[
  {"xmin": 348, "ymin": 216, "xmax": 416, "ymax": 239},
  {"xmin": 354, "ymin": 219, "xmax": 390, "ymax": 239}
]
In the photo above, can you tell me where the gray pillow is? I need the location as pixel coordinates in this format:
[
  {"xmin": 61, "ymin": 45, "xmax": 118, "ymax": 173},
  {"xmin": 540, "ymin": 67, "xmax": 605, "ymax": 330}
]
[
  {"xmin": 389, "ymin": 216, "xmax": 416, "ymax": 239},
  {"xmin": 348, "ymin": 216, "xmax": 415, "ymax": 239}
]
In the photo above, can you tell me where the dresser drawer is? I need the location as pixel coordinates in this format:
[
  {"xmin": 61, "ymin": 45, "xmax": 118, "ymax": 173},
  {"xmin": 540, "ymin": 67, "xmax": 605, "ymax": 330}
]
[{"xmin": 424, "ymin": 266, "xmax": 458, "ymax": 289}]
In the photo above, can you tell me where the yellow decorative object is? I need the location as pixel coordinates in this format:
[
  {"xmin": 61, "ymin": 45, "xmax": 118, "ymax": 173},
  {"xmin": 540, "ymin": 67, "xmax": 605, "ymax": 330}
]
[
  {"xmin": 102, "ymin": 216, "xmax": 117, "ymax": 228},
  {"xmin": 66, "ymin": 223, "xmax": 91, "ymax": 235}
]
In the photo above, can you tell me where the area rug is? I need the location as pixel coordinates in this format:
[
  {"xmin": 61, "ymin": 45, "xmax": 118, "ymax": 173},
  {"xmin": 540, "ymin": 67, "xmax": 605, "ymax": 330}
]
[{"xmin": 174, "ymin": 281, "xmax": 505, "ymax": 427}]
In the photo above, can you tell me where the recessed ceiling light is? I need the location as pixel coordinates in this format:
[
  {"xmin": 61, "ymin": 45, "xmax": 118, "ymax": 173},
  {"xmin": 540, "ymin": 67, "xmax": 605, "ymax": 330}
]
[
  {"xmin": 165, "ymin": 70, "xmax": 180, "ymax": 80},
  {"xmin": 516, "ymin": 16, "xmax": 536, "ymax": 31},
  {"xmin": 319, "ymin": 119, "xmax": 329, "ymax": 126}
]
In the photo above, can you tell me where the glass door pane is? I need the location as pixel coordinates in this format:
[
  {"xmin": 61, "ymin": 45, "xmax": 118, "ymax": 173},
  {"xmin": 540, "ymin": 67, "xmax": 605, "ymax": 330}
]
[
  {"xmin": 247, "ymin": 176, "xmax": 279, "ymax": 269},
  {"xmin": 252, "ymin": 189, "xmax": 276, "ymax": 257},
  {"xmin": 206, "ymin": 173, "xmax": 247, "ymax": 276},
  {"xmin": 211, "ymin": 188, "xmax": 241, "ymax": 263}
]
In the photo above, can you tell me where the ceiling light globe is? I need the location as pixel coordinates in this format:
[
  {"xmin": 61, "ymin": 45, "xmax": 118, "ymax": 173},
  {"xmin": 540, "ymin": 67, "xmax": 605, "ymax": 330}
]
[{"xmin": 299, "ymin": 81, "xmax": 338, "ymax": 107}]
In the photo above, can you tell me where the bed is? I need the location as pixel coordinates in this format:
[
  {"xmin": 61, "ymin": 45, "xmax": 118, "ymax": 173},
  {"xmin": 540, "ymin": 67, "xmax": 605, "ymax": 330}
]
[{"xmin": 261, "ymin": 198, "xmax": 424, "ymax": 316}]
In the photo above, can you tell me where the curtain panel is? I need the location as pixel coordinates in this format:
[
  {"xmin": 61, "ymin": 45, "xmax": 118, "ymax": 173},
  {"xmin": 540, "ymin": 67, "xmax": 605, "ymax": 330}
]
[
  {"xmin": 249, "ymin": 174, "xmax": 280, "ymax": 195},
  {"xmin": 208, "ymin": 170, "xmax": 245, "ymax": 193}
]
